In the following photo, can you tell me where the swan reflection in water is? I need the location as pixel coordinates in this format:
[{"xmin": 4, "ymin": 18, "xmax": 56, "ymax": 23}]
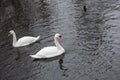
[{"xmin": 32, "ymin": 53, "xmax": 67, "ymax": 70}]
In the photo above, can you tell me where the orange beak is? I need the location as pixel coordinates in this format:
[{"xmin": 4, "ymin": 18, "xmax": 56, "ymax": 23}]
[
  {"xmin": 8, "ymin": 33, "xmax": 11, "ymax": 36},
  {"xmin": 60, "ymin": 36, "xmax": 63, "ymax": 40}
]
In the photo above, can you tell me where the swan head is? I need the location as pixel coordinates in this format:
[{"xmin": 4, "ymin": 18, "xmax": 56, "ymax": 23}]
[
  {"xmin": 55, "ymin": 33, "xmax": 63, "ymax": 40},
  {"xmin": 8, "ymin": 30, "xmax": 15, "ymax": 36}
]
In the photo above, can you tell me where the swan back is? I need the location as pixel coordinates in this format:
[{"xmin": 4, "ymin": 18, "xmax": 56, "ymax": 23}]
[
  {"xmin": 30, "ymin": 46, "xmax": 64, "ymax": 58},
  {"xmin": 14, "ymin": 36, "xmax": 39, "ymax": 47}
]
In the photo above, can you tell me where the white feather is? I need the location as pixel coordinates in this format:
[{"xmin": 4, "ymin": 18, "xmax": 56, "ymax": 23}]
[
  {"xmin": 9, "ymin": 30, "xmax": 40, "ymax": 47},
  {"xmin": 30, "ymin": 33, "xmax": 65, "ymax": 59}
]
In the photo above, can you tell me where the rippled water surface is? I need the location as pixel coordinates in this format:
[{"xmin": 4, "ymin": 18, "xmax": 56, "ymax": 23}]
[{"xmin": 1, "ymin": 0, "xmax": 120, "ymax": 80}]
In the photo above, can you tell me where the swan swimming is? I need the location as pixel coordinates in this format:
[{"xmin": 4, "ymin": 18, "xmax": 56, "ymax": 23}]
[
  {"xmin": 30, "ymin": 33, "xmax": 65, "ymax": 59},
  {"xmin": 9, "ymin": 30, "xmax": 40, "ymax": 47}
]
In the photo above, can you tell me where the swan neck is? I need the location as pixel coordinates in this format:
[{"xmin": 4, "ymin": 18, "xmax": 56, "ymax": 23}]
[
  {"xmin": 12, "ymin": 32, "xmax": 17, "ymax": 46},
  {"xmin": 54, "ymin": 37, "xmax": 63, "ymax": 50}
]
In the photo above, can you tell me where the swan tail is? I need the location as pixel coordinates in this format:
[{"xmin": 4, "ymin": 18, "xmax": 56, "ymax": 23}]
[
  {"xmin": 30, "ymin": 55, "xmax": 43, "ymax": 59},
  {"xmin": 36, "ymin": 36, "xmax": 40, "ymax": 40},
  {"xmin": 33, "ymin": 36, "xmax": 40, "ymax": 42}
]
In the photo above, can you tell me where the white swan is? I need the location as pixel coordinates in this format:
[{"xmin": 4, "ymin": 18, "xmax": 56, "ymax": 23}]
[
  {"xmin": 9, "ymin": 30, "xmax": 40, "ymax": 47},
  {"xmin": 30, "ymin": 33, "xmax": 65, "ymax": 59}
]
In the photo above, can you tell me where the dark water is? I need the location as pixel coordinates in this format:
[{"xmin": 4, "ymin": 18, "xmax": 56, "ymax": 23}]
[{"xmin": 1, "ymin": 0, "xmax": 120, "ymax": 80}]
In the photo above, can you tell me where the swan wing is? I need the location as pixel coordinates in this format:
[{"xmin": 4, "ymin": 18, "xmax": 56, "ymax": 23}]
[
  {"xmin": 35, "ymin": 46, "xmax": 62, "ymax": 58},
  {"xmin": 36, "ymin": 46, "xmax": 58, "ymax": 55},
  {"xmin": 16, "ymin": 36, "xmax": 37, "ymax": 46}
]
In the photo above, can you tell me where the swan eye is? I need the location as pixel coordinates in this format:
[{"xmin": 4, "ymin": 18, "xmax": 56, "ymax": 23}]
[{"xmin": 59, "ymin": 35, "xmax": 62, "ymax": 38}]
